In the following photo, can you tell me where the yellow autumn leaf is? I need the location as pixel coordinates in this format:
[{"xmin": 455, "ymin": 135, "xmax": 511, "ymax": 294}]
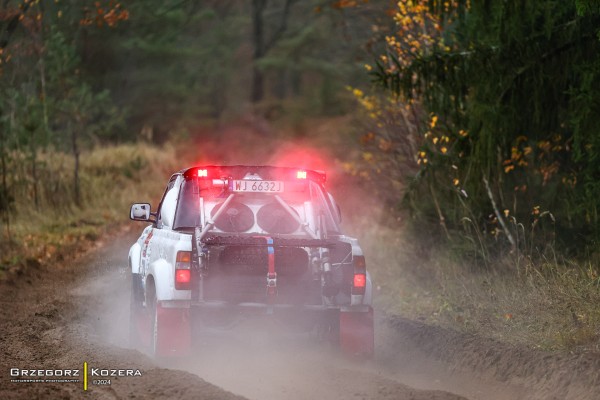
[
  {"xmin": 430, "ymin": 115, "xmax": 438, "ymax": 128},
  {"xmin": 352, "ymin": 88, "xmax": 364, "ymax": 98}
]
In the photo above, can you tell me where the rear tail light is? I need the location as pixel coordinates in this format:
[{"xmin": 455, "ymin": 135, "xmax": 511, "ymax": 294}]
[
  {"xmin": 353, "ymin": 273, "xmax": 366, "ymax": 289},
  {"xmin": 352, "ymin": 255, "xmax": 366, "ymax": 295},
  {"xmin": 175, "ymin": 251, "xmax": 192, "ymax": 290}
]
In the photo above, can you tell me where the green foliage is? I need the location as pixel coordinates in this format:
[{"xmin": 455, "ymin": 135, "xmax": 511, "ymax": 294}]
[
  {"xmin": 0, "ymin": 0, "xmax": 382, "ymax": 235},
  {"xmin": 374, "ymin": 0, "xmax": 600, "ymax": 256}
]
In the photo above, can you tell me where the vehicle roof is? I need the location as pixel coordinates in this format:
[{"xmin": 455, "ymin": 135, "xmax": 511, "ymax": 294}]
[{"xmin": 178, "ymin": 165, "xmax": 327, "ymax": 184}]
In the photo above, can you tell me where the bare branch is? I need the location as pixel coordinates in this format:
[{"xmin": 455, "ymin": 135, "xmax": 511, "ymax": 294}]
[
  {"xmin": 263, "ymin": 0, "xmax": 298, "ymax": 53},
  {"xmin": 483, "ymin": 176, "xmax": 516, "ymax": 250},
  {"xmin": 0, "ymin": 1, "xmax": 31, "ymax": 49}
]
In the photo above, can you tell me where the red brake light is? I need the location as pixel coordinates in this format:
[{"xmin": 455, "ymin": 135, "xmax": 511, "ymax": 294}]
[
  {"xmin": 198, "ymin": 169, "xmax": 208, "ymax": 178},
  {"xmin": 353, "ymin": 273, "xmax": 366, "ymax": 288},
  {"xmin": 297, "ymin": 170, "xmax": 307, "ymax": 179},
  {"xmin": 175, "ymin": 251, "xmax": 192, "ymax": 290},
  {"xmin": 175, "ymin": 269, "xmax": 191, "ymax": 285},
  {"xmin": 352, "ymin": 255, "xmax": 366, "ymax": 295}
]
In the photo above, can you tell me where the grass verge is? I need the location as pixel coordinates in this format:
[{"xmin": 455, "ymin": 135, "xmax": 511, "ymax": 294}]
[
  {"xmin": 0, "ymin": 142, "xmax": 179, "ymax": 277},
  {"xmin": 352, "ymin": 215, "xmax": 600, "ymax": 353}
]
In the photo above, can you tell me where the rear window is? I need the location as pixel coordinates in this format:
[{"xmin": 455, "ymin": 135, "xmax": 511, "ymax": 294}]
[{"xmin": 173, "ymin": 177, "xmax": 340, "ymax": 234}]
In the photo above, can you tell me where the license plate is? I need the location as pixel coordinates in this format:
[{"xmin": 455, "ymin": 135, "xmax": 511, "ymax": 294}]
[{"xmin": 232, "ymin": 180, "xmax": 284, "ymax": 193}]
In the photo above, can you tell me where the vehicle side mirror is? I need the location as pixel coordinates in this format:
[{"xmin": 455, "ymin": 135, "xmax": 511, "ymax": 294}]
[{"xmin": 130, "ymin": 203, "xmax": 152, "ymax": 221}]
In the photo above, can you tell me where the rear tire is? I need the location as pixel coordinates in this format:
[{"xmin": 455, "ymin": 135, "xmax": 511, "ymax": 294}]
[{"xmin": 129, "ymin": 273, "xmax": 148, "ymax": 349}]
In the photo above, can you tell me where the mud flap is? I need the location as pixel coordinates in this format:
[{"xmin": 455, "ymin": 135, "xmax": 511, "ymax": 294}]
[
  {"xmin": 339, "ymin": 306, "xmax": 374, "ymax": 358},
  {"xmin": 154, "ymin": 304, "xmax": 191, "ymax": 357}
]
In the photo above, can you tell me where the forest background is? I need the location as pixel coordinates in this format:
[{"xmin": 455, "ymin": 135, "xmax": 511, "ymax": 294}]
[{"xmin": 2, "ymin": 0, "xmax": 600, "ymax": 353}]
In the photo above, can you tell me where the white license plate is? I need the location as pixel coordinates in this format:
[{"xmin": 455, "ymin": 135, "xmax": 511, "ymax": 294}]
[{"xmin": 232, "ymin": 180, "xmax": 284, "ymax": 193}]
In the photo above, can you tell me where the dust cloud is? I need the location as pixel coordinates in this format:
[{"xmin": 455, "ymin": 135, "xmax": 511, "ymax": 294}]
[{"xmin": 69, "ymin": 128, "xmax": 523, "ymax": 400}]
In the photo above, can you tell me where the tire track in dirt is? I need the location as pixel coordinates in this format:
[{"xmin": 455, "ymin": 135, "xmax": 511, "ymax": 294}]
[
  {"xmin": 379, "ymin": 316, "xmax": 600, "ymax": 400},
  {"xmin": 0, "ymin": 226, "xmax": 466, "ymax": 400},
  {"xmin": 4, "ymin": 225, "xmax": 600, "ymax": 399}
]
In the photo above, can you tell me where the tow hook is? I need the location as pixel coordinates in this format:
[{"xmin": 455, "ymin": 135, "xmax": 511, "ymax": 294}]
[
  {"xmin": 267, "ymin": 272, "xmax": 277, "ymax": 295},
  {"xmin": 265, "ymin": 237, "xmax": 277, "ymax": 298}
]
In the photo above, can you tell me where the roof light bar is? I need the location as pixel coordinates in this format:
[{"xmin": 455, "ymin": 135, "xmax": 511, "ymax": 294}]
[{"xmin": 297, "ymin": 170, "xmax": 307, "ymax": 179}]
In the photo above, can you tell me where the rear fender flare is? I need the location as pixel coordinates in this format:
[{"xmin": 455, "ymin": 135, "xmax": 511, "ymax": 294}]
[
  {"xmin": 129, "ymin": 243, "xmax": 142, "ymax": 274},
  {"xmin": 147, "ymin": 259, "xmax": 173, "ymax": 302},
  {"xmin": 364, "ymin": 271, "xmax": 373, "ymax": 305}
]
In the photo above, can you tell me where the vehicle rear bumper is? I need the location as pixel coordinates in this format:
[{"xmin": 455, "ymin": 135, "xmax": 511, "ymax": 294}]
[
  {"xmin": 189, "ymin": 300, "xmax": 370, "ymax": 314},
  {"xmin": 161, "ymin": 300, "xmax": 371, "ymax": 313}
]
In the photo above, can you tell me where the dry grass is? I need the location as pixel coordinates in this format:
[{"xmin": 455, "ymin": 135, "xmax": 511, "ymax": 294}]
[
  {"xmin": 348, "ymin": 214, "xmax": 600, "ymax": 353},
  {"xmin": 0, "ymin": 142, "xmax": 179, "ymax": 274}
]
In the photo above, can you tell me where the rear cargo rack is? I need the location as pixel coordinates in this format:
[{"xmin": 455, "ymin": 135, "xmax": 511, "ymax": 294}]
[{"xmin": 201, "ymin": 235, "xmax": 337, "ymax": 248}]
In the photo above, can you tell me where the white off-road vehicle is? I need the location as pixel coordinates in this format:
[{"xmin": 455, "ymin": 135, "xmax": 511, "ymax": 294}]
[{"xmin": 129, "ymin": 166, "xmax": 374, "ymax": 357}]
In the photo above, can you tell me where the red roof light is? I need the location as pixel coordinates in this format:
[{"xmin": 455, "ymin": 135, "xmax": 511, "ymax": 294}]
[{"xmin": 297, "ymin": 170, "xmax": 307, "ymax": 179}]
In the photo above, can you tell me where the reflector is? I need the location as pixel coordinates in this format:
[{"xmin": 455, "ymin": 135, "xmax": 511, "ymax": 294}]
[
  {"xmin": 176, "ymin": 251, "xmax": 191, "ymax": 263},
  {"xmin": 353, "ymin": 255, "xmax": 366, "ymax": 270}
]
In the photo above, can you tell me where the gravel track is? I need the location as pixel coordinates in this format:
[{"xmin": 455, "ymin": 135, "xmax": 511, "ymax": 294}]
[{"xmin": 2, "ymin": 226, "xmax": 597, "ymax": 399}]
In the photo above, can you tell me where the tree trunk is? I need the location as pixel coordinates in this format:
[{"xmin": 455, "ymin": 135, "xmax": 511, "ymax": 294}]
[
  {"xmin": 251, "ymin": 0, "xmax": 266, "ymax": 103},
  {"xmin": 275, "ymin": 69, "xmax": 286, "ymax": 99},
  {"xmin": 251, "ymin": 67, "xmax": 265, "ymax": 103},
  {"xmin": 0, "ymin": 128, "xmax": 10, "ymax": 242},
  {"xmin": 31, "ymin": 144, "xmax": 38, "ymax": 210},
  {"xmin": 72, "ymin": 123, "xmax": 80, "ymax": 206},
  {"xmin": 39, "ymin": 59, "xmax": 49, "ymax": 145},
  {"xmin": 0, "ymin": 2, "xmax": 31, "ymax": 49},
  {"xmin": 250, "ymin": 0, "xmax": 296, "ymax": 104}
]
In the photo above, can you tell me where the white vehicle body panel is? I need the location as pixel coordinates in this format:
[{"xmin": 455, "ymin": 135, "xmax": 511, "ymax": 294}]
[{"xmin": 129, "ymin": 167, "xmax": 372, "ymax": 309}]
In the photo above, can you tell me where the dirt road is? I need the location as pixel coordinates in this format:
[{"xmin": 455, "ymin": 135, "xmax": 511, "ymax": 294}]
[{"xmin": 1, "ymin": 226, "xmax": 598, "ymax": 399}]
